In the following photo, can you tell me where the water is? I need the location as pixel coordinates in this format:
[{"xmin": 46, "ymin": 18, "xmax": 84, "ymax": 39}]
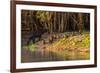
[{"xmin": 21, "ymin": 48, "xmax": 90, "ymax": 63}]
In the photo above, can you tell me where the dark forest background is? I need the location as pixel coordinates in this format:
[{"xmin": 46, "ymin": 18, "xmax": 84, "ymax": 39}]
[{"xmin": 21, "ymin": 10, "xmax": 90, "ymax": 34}]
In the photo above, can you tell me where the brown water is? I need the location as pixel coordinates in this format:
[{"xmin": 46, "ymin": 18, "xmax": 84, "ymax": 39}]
[{"xmin": 21, "ymin": 48, "xmax": 90, "ymax": 63}]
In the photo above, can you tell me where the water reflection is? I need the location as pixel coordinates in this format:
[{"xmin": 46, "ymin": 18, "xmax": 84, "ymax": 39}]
[{"xmin": 21, "ymin": 48, "xmax": 90, "ymax": 63}]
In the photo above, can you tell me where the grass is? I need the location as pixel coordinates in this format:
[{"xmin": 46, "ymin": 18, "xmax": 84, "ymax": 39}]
[
  {"xmin": 22, "ymin": 44, "xmax": 38, "ymax": 51},
  {"xmin": 47, "ymin": 32, "xmax": 90, "ymax": 50}
]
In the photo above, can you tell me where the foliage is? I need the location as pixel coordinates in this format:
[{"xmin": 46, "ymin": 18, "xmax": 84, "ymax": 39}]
[
  {"xmin": 23, "ymin": 44, "xmax": 38, "ymax": 51},
  {"xmin": 46, "ymin": 32, "xmax": 90, "ymax": 50},
  {"xmin": 21, "ymin": 10, "xmax": 90, "ymax": 33}
]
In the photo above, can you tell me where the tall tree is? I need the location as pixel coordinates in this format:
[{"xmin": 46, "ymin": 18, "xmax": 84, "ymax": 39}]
[{"xmin": 78, "ymin": 13, "xmax": 83, "ymax": 32}]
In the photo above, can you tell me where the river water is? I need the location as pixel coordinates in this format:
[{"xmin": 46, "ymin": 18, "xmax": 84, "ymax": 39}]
[{"xmin": 21, "ymin": 48, "xmax": 90, "ymax": 63}]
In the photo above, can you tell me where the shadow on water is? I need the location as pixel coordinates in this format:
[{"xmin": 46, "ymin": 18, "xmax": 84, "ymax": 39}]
[
  {"xmin": 21, "ymin": 48, "xmax": 90, "ymax": 63},
  {"xmin": 21, "ymin": 48, "xmax": 64, "ymax": 63}
]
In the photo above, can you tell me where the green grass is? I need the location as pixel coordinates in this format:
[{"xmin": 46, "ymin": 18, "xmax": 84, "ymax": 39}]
[
  {"xmin": 23, "ymin": 32, "xmax": 90, "ymax": 51},
  {"xmin": 22, "ymin": 44, "xmax": 38, "ymax": 51},
  {"xmin": 51, "ymin": 31, "xmax": 90, "ymax": 50}
]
